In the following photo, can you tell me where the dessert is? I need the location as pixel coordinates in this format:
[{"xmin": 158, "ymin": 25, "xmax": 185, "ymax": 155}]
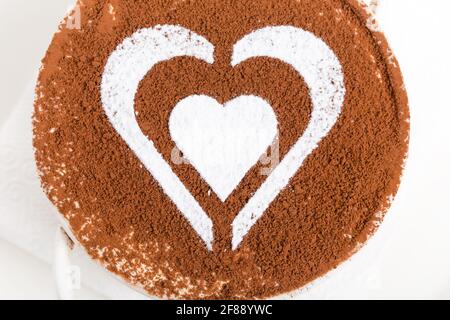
[{"xmin": 33, "ymin": 0, "xmax": 409, "ymax": 299}]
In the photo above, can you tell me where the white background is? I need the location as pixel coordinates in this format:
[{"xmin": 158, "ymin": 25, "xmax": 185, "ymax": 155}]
[{"xmin": 0, "ymin": 0, "xmax": 449, "ymax": 299}]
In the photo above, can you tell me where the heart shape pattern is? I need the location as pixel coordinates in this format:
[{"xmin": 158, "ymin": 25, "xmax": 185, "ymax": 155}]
[
  {"xmin": 101, "ymin": 25, "xmax": 345, "ymax": 251},
  {"xmin": 169, "ymin": 95, "xmax": 278, "ymax": 202}
]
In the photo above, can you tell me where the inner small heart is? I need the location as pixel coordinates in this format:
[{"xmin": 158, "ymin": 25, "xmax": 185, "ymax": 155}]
[{"xmin": 169, "ymin": 95, "xmax": 278, "ymax": 202}]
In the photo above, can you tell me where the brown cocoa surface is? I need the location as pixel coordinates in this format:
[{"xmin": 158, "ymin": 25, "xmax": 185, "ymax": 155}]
[{"xmin": 33, "ymin": 0, "xmax": 409, "ymax": 299}]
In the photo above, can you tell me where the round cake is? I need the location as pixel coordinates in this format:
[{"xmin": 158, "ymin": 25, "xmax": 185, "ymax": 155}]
[{"xmin": 33, "ymin": 0, "xmax": 409, "ymax": 299}]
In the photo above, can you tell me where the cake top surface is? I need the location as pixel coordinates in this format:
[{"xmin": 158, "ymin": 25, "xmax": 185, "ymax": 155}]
[{"xmin": 33, "ymin": 0, "xmax": 409, "ymax": 299}]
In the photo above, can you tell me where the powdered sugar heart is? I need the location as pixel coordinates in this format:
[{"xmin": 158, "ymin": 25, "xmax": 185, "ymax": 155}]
[
  {"xmin": 101, "ymin": 25, "xmax": 345, "ymax": 251},
  {"xmin": 169, "ymin": 95, "xmax": 278, "ymax": 202}
]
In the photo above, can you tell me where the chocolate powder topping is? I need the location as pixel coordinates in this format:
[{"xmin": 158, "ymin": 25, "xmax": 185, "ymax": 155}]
[{"xmin": 33, "ymin": 0, "xmax": 409, "ymax": 299}]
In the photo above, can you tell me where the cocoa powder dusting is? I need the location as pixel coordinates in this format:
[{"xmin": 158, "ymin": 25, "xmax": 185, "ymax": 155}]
[{"xmin": 33, "ymin": 0, "xmax": 409, "ymax": 299}]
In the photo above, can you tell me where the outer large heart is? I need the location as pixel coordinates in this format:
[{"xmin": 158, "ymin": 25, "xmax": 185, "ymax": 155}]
[
  {"xmin": 101, "ymin": 25, "xmax": 345, "ymax": 251},
  {"xmin": 169, "ymin": 95, "xmax": 278, "ymax": 202}
]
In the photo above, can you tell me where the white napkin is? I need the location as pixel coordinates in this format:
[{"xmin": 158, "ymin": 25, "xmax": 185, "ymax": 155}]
[{"xmin": 0, "ymin": 84, "xmax": 58, "ymax": 263}]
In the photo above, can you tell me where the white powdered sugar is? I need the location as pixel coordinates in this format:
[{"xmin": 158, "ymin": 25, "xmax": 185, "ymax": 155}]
[
  {"xmin": 169, "ymin": 95, "xmax": 278, "ymax": 202},
  {"xmin": 101, "ymin": 24, "xmax": 345, "ymax": 251}
]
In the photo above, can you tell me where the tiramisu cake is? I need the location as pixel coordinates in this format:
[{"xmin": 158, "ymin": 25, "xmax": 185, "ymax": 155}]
[{"xmin": 33, "ymin": 0, "xmax": 409, "ymax": 299}]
